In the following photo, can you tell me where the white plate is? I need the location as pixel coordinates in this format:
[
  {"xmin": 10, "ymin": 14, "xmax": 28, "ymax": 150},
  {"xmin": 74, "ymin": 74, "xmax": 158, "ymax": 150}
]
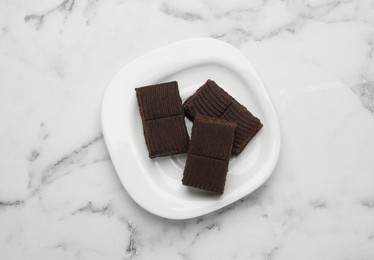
[{"xmin": 101, "ymin": 38, "xmax": 281, "ymax": 219}]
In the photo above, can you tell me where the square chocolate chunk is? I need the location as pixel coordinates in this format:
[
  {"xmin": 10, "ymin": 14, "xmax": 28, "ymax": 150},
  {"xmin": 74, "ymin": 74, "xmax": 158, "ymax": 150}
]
[
  {"xmin": 135, "ymin": 82, "xmax": 189, "ymax": 158},
  {"xmin": 144, "ymin": 115, "xmax": 189, "ymax": 158},
  {"xmin": 182, "ymin": 154, "xmax": 229, "ymax": 194},
  {"xmin": 136, "ymin": 81, "xmax": 184, "ymax": 121},
  {"xmin": 189, "ymin": 114, "xmax": 237, "ymax": 161}
]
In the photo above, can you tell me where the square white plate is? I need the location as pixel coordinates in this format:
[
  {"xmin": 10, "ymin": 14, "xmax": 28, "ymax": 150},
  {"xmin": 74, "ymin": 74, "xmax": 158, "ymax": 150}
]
[{"xmin": 101, "ymin": 38, "xmax": 281, "ymax": 219}]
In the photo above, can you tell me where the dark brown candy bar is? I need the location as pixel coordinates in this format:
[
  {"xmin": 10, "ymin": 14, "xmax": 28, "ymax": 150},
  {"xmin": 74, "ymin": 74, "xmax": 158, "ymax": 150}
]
[
  {"xmin": 135, "ymin": 81, "xmax": 189, "ymax": 158},
  {"xmin": 183, "ymin": 79, "xmax": 263, "ymax": 156},
  {"xmin": 182, "ymin": 114, "xmax": 236, "ymax": 194}
]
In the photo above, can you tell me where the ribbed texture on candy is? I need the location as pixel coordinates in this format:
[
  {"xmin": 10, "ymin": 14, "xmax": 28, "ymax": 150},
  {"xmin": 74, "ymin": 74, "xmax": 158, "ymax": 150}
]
[
  {"xmin": 136, "ymin": 81, "xmax": 184, "ymax": 121},
  {"xmin": 183, "ymin": 80, "xmax": 232, "ymax": 120},
  {"xmin": 182, "ymin": 154, "xmax": 229, "ymax": 194},
  {"xmin": 144, "ymin": 115, "xmax": 189, "ymax": 158},
  {"xmin": 189, "ymin": 114, "xmax": 236, "ymax": 161},
  {"xmin": 221, "ymin": 102, "xmax": 263, "ymax": 156}
]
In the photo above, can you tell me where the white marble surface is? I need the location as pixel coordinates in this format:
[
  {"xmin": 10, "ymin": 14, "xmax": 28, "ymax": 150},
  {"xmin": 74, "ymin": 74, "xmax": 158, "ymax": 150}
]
[{"xmin": 1, "ymin": 0, "xmax": 374, "ymax": 259}]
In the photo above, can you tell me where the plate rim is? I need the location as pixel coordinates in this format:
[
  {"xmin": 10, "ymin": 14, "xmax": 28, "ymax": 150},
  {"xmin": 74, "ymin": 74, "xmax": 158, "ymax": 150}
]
[{"xmin": 101, "ymin": 37, "xmax": 281, "ymax": 219}]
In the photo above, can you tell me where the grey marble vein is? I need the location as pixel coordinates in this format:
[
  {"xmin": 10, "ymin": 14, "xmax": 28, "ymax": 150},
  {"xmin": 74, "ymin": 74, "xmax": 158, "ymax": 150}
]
[
  {"xmin": 160, "ymin": 3, "xmax": 206, "ymax": 22},
  {"xmin": 27, "ymin": 150, "xmax": 40, "ymax": 162},
  {"xmin": 25, "ymin": 133, "xmax": 105, "ymax": 199},
  {"xmin": 24, "ymin": 0, "xmax": 75, "ymax": 29},
  {"xmin": 72, "ymin": 201, "xmax": 112, "ymax": 216},
  {"xmin": 309, "ymin": 200, "xmax": 327, "ymax": 209},
  {"xmin": 360, "ymin": 37, "xmax": 374, "ymax": 113},
  {"xmin": 120, "ymin": 218, "xmax": 137, "ymax": 260},
  {"xmin": 361, "ymin": 199, "xmax": 374, "ymax": 209},
  {"xmin": 190, "ymin": 222, "xmax": 219, "ymax": 244},
  {"xmin": 41, "ymin": 133, "xmax": 103, "ymax": 183},
  {"xmin": 265, "ymin": 246, "xmax": 279, "ymax": 260},
  {"xmin": 0, "ymin": 200, "xmax": 24, "ymax": 207}
]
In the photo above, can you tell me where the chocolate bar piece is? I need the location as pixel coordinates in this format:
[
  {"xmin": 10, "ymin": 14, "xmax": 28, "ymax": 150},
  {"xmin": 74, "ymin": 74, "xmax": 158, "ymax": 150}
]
[
  {"xmin": 136, "ymin": 81, "xmax": 189, "ymax": 158},
  {"xmin": 183, "ymin": 79, "xmax": 263, "ymax": 156},
  {"xmin": 182, "ymin": 114, "xmax": 236, "ymax": 194}
]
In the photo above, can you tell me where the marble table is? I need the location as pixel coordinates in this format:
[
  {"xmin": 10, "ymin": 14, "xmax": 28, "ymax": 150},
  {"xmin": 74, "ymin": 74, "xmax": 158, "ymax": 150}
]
[{"xmin": 1, "ymin": 0, "xmax": 374, "ymax": 259}]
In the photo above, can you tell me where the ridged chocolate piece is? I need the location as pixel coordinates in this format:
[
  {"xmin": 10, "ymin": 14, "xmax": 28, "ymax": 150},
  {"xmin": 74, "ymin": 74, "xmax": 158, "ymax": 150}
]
[
  {"xmin": 189, "ymin": 115, "xmax": 236, "ymax": 161},
  {"xmin": 136, "ymin": 81, "xmax": 184, "ymax": 120},
  {"xmin": 182, "ymin": 114, "xmax": 236, "ymax": 194},
  {"xmin": 136, "ymin": 82, "xmax": 189, "ymax": 158},
  {"xmin": 183, "ymin": 80, "xmax": 232, "ymax": 120},
  {"xmin": 221, "ymin": 102, "xmax": 263, "ymax": 156},
  {"xmin": 182, "ymin": 154, "xmax": 229, "ymax": 194},
  {"xmin": 144, "ymin": 115, "xmax": 189, "ymax": 158},
  {"xmin": 183, "ymin": 79, "xmax": 263, "ymax": 156}
]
